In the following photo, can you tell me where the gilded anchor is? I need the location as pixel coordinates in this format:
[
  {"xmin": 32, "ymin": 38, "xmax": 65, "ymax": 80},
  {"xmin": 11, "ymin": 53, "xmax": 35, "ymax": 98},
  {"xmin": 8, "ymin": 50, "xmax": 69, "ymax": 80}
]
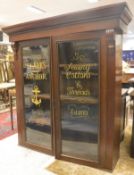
[{"xmin": 31, "ymin": 85, "xmax": 42, "ymax": 106}]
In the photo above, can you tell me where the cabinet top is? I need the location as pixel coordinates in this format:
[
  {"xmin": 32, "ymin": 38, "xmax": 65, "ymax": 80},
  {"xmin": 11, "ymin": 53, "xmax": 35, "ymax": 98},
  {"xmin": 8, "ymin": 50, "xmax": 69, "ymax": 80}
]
[{"xmin": 2, "ymin": 2, "xmax": 132, "ymax": 38}]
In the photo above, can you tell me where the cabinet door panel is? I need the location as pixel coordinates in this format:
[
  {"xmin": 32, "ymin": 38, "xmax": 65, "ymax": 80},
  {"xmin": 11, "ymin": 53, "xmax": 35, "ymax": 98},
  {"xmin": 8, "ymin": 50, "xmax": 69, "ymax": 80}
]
[
  {"xmin": 21, "ymin": 38, "xmax": 52, "ymax": 150},
  {"xmin": 57, "ymin": 39, "xmax": 100, "ymax": 161}
]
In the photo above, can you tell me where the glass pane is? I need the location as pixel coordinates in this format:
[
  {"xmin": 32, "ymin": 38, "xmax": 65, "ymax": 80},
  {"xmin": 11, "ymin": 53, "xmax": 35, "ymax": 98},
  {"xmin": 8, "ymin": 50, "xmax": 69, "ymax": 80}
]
[
  {"xmin": 22, "ymin": 39, "xmax": 51, "ymax": 149},
  {"xmin": 58, "ymin": 39, "xmax": 99, "ymax": 161}
]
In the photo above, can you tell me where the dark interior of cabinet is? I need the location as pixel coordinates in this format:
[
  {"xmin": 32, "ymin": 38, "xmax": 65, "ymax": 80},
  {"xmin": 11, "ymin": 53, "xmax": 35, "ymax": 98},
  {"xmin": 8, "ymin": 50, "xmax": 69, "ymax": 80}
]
[
  {"xmin": 57, "ymin": 39, "xmax": 100, "ymax": 161},
  {"xmin": 22, "ymin": 39, "xmax": 52, "ymax": 150}
]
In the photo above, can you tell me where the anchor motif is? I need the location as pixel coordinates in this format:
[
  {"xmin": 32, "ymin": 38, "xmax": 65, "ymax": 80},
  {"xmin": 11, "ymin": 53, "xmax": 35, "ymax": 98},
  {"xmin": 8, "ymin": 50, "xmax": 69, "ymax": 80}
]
[{"xmin": 31, "ymin": 85, "xmax": 42, "ymax": 106}]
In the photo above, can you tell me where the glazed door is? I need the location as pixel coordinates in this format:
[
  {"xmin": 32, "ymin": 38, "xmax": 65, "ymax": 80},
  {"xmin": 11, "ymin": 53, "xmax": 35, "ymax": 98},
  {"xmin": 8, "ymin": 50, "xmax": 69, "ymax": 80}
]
[
  {"xmin": 53, "ymin": 32, "xmax": 106, "ymax": 165},
  {"xmin": 19, "ymin": 38, "xmax": 52, "ymax": 153}
]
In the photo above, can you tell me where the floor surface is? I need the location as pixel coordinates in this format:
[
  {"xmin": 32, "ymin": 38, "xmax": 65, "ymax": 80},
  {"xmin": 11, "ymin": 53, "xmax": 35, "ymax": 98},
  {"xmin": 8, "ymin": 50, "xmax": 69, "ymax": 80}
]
[{"xmin": 0, "ymin": 134, "xmax": 55, "ymax": 175}]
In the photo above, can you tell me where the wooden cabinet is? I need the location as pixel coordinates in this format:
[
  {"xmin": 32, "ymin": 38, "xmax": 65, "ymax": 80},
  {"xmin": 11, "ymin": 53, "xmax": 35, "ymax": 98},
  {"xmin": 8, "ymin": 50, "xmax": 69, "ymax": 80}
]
[{"xmin": 3, "ymin": 2, "xmax": 132, "ymax": 170}]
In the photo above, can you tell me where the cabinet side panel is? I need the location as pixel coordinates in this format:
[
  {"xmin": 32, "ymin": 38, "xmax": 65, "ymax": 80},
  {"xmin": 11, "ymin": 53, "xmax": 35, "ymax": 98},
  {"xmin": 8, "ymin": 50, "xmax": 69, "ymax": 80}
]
[
  {"xmin": 99, "ymin": 35, "xmax": 108, "ymax": 168},
  {"xmin": 105, "ymin": 31, "xmax": 122, "ymax": 170},
  {"xmin": 105, "ymin": 30, "xmax": 116, "ymax": 169},
  {"xmin": 14, "ymin": 43, "xmax": 25, "ymax": 145},
  {"xmin": 113, "ymin": 34, "xmax": 122, "ymax": 167}
]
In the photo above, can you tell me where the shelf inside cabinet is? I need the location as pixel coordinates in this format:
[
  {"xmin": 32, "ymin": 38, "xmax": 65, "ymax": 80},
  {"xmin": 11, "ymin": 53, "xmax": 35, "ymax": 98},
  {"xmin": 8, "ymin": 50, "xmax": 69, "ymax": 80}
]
[
  {"xmin": 23, "ymin": 64, "xmax": 49, "ymax": 69},
  {"xmin": 24, "ymin": 93, "xmax": 50, "ymax": 99},
  {"xmin": 60, "ymin": 95, "xmax": 98, "ymax": 104},
  {"xmin": 26, "ymin": 119, "xmax": 51, "ymax": 134},
  {"xmin": 59, "ymin": 63, "xmax": 98, "ymax": 68},
  {"xmin": 37, "ymin": 94, "xmax": 50, "ymax": 99},
  {"xmin": 26, "ymin": 117, "xmax": 51, "ymax": 127}
]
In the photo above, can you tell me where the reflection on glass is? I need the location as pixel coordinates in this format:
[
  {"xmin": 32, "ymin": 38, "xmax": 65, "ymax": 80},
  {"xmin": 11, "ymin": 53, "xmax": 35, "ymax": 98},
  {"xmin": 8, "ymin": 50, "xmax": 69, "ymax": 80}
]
[
  {"xmin": 22, "ymin": 39, "xmax": 51, "ymax": 149},
  {"xmin": 58, "ymin": 39, "xmax": 99, "ymax": 161}
]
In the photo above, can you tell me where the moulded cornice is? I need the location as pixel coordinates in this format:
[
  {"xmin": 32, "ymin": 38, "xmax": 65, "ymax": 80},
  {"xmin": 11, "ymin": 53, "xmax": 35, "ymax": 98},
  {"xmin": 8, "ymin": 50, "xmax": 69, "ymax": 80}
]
[{"xmin": 2, "ymin": 2, "xmax": 132, "ymax": 36}]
